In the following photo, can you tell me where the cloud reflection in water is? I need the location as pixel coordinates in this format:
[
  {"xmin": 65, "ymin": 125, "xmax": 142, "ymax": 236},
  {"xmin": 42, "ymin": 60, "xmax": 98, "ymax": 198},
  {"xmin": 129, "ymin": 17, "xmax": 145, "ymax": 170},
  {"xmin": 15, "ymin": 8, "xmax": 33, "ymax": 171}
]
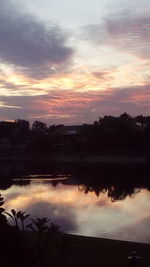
[{"xmin": 2, "ymin": 180, "xmax": 150, "ymax": 243}]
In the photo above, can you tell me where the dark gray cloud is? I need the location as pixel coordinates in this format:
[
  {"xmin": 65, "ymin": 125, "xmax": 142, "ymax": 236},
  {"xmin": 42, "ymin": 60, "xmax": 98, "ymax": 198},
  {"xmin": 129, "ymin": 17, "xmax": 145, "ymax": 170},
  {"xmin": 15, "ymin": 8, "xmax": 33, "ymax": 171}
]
[
  {"xmin": 0, "ymin": 0, "xmax": 73, "ymax": 78},
  {"xmin": 85, "ymin": 12, "xmax": 150, "ymax": 58},
  {"xmin": 87, "ymin": 84, "xmax": 150, "ymax": 118},
  {"xmin": 0, "ymin": 95, "xmax": 49, "ymax": 121}
]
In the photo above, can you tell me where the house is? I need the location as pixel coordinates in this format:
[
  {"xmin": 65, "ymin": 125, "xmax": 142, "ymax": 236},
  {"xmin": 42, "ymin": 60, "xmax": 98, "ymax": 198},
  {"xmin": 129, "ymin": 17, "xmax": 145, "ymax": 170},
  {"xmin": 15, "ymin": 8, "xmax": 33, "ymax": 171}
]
[{"xmin": 51, "ymin": 125, "xmax": 81, "ymax": 151}]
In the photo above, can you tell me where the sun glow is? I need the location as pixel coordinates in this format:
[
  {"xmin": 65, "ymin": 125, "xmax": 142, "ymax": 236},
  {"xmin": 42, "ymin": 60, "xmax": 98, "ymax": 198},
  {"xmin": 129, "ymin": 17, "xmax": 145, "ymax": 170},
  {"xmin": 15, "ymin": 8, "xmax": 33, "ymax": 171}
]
[{"xmin": 0, "ymin": 57, "xmax": 148, "ymax": 98}]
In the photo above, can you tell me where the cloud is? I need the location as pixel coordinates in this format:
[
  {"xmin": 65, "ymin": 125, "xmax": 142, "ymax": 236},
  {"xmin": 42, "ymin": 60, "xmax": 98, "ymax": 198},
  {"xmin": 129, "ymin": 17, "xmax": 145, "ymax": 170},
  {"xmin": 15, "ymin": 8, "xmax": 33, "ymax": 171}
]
[
  {"xmin": 114, "ymin": 216, "xmax": 150, "ymax": 243},
  {"xmin": 0, "ymin": 84, "xmax": 150, "ymax": 124},
  {"xmin": 85, "ymin": 11, "xmax": 150, "ymax": 59},
  {"xmin": 92, "ymin": 71, "xmax": 113, "ymax": 81},
  {"xmin": 0, "ymin": 93, "xmax": 96, "ymax": 123},
  {"xmin": 85, "ymin": 84, "xmax": 150, "ymax": 116},
  {"xmin": 0, "ymin": 0, "xmax": 73, "ymax": 78}
]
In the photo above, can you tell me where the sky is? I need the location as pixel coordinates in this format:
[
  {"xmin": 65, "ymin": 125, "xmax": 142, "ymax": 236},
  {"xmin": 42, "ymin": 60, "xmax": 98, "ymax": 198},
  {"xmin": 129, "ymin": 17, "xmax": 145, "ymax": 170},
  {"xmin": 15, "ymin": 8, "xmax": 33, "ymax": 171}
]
[{"xmin": 0, "ymin": 0, "xmax": 150, "ymax": 125}]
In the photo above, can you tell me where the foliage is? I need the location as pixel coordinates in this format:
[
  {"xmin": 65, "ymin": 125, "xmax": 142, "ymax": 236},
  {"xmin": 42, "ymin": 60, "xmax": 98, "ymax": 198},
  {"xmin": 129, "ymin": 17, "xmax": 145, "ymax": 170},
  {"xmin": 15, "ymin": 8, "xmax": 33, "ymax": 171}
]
[
  {"xmin": 15, "ymin": 119, "xmax": 30, "ymax": 132},
  {"xmin": 0, "ymin": 113, "xmax": 150, "ymax": 157},
  {"xmin": 0, "ymin": 194, "xmax": 68, "ymax": 267},
  {"xmin": 79, "ymin": 113, "xmax": 150, "ymax": 155},
  {"xmin": 32, "ymin": 120, "xmax": 48, "ymax": 135},
  {"xmin": 5, "ymin": 209, "xmax": 30, "ymax": 231},
  {"xmin": 0, "ymin": 194, "xmax": 7, "ymax": 225}
]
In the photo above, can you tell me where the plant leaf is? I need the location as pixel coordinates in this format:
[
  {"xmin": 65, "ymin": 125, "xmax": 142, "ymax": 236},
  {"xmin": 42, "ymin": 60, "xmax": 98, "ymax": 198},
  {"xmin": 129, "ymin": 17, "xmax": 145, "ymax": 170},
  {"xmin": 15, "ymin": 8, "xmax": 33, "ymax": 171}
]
[
  {"xmin": 4, "ymin": 211, "xmax": 14, "ymax": 219},
  {"xmin": 17, "ymin": 211, "xmax": 22, "ymax": 218},
  {"xmin": 11, "ymin": 209, "xmax": 16, "ymax": 217}
]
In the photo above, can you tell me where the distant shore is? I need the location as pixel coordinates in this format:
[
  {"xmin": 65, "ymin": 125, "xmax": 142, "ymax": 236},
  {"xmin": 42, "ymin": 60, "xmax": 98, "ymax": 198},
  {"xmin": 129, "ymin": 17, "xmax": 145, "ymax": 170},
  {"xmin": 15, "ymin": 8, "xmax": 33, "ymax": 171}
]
[
  {"xmin": 65, "ymin": 234, "xmax": 150, "ymax": 267},
  {"xmin": 62, "ymin": 155, "xmax": 148, "ymax": 164},
  {"xmin": 0, "ymin": 155, "xmax": 148, "ymax": 164}
]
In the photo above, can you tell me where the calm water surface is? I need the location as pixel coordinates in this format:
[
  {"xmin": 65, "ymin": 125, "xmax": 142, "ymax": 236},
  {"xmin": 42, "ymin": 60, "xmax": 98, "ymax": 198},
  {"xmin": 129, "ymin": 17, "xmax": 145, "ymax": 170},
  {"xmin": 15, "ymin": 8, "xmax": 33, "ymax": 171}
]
[{"xmin": 2, "ymin": 175, "xmax": 150, "ymax": 244}]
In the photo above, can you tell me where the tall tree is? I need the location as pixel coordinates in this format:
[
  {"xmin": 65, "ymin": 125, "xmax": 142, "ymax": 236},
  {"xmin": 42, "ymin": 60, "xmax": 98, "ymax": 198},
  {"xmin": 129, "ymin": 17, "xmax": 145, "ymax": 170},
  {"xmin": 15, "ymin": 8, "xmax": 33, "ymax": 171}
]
[{"xmin": 32, "ymin": 120, "xmax": 48, "ymax": 135}]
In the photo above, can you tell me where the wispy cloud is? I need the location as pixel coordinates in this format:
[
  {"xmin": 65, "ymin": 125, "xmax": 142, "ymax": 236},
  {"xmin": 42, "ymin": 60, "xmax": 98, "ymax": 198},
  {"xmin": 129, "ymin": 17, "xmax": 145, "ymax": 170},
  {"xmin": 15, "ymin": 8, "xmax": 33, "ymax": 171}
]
[{"xmin": 85, "ymin": 11, "xmax": 150, "ymax": 59}]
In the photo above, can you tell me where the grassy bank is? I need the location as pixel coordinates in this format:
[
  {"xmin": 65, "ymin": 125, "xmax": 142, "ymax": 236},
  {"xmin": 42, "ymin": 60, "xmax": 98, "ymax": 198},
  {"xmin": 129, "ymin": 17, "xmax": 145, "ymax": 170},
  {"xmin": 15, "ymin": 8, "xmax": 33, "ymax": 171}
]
[{"xmin": 64, "ymin": 234, "xmax": 150, "ymax": 267}]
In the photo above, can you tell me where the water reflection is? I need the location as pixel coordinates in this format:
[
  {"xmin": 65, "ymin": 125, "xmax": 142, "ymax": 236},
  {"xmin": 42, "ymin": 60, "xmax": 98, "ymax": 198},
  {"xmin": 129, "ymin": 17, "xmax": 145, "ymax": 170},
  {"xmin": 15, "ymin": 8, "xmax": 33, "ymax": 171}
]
[
  {"xmin": 78, "ymin": 183, "xmax": 141, "ymax": 202},
  {"xmin": 0, "ymin": 159, "xmax": 150, "ymax": 243},
  {"xmin": 1, "ymin": 176, "xmax": 150, "ymax": 244}
]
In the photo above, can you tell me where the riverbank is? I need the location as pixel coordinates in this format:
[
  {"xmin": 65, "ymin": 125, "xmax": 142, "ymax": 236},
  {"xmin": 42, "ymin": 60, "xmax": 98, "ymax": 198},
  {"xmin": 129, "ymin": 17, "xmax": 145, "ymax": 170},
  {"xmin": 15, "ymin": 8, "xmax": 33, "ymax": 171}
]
[{"xmin": 65, "ymin": 234, "xmax": 150, "ymax": 267}]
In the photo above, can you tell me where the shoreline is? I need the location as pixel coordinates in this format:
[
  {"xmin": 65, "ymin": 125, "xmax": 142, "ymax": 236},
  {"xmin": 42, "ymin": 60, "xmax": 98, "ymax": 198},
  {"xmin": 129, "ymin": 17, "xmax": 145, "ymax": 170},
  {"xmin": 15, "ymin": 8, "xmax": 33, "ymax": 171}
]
[{"xmin": 67, "ymin": 233, "xmax": 150, "ymax": 245}]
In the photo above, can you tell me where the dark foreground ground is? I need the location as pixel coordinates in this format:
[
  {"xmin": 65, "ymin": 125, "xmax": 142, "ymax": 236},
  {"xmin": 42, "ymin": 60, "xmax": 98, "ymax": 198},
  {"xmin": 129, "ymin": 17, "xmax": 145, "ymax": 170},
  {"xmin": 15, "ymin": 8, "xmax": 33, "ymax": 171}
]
[
  {"xmin": 64, "ymin": 234, "xmax": 150, "ymax": 267},
  {"xmin": 1, "ymin": 227, "xmax": 150, "ymax": 267}
]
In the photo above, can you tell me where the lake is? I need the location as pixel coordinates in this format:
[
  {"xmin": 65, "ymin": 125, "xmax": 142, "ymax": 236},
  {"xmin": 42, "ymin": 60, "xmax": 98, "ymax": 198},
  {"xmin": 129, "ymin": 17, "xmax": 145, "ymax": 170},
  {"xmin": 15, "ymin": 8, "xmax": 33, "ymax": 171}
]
[{"xmin": 1, "ymin": 160, "xmax": 150, "ymax": 244}]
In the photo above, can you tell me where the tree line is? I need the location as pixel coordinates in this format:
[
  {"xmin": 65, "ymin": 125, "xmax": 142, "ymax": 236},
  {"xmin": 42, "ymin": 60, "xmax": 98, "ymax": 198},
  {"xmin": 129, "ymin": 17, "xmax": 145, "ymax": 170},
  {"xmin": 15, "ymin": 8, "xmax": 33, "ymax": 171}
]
[
  {"xmin": 0, "ymin": 112, "xmax": 149, "ymax": 157},
  {"xmin": 80, "ymin": 112, "xmax": 150, "ymax": 155}
]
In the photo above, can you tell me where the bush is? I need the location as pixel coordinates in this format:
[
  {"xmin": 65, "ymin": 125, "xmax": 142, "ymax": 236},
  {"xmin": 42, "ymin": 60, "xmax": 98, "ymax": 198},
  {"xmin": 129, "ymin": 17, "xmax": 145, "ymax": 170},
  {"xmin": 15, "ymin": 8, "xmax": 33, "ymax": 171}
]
[{"xmin": 0, "ymin": 194, "xmax": 68, "ymax": 267}]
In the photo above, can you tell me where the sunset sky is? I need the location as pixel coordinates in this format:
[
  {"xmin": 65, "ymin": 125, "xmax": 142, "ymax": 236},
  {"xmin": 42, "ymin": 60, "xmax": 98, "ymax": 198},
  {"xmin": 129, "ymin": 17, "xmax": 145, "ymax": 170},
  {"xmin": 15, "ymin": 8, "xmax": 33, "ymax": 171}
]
[{"xmin": 0, "ymin": 0, "xmax": 150, "ymax": 125}]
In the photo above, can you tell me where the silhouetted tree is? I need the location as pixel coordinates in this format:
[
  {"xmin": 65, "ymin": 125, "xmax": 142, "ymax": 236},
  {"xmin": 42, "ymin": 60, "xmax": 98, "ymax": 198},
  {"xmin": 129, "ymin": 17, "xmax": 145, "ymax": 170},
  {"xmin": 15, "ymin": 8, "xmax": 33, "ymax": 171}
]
[
  {"xmin": 15, "ymin": 119, "xmax": 30, "ymax": 132},
  {"xmin": 32, "ymin": 120, "xmax": 48, "ymax": 135}
]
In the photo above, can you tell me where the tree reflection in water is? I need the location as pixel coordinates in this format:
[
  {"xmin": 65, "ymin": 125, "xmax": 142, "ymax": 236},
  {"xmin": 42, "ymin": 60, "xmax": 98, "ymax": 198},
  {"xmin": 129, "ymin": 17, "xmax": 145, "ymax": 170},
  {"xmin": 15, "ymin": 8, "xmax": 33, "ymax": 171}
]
[
  {"xmin": 76, "ymin": 164, "xmax": 150, "ymax": 201},
  {"xmin": 78, "ymin": 184, "xmax": 141, "ymax": 201},
  {"xmin": 0, "ymin": 159, "xmax": 150, "ymax": 203}
]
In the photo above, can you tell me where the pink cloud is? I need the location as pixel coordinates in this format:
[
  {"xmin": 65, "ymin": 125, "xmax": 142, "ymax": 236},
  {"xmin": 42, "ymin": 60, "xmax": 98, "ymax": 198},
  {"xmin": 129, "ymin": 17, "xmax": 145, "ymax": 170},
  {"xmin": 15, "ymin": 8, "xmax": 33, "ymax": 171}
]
[{"xmin": 0, "ymin": 84, "xmax": 150, "ymax": 124}]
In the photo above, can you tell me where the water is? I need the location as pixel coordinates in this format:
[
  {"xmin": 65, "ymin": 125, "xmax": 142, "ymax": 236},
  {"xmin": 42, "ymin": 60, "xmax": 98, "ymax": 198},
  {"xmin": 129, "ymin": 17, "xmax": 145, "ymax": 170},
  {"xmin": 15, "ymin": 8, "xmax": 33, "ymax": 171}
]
[{"xmin": 1, "ymin": 168, "xmax": 150, "ymax": 244}]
